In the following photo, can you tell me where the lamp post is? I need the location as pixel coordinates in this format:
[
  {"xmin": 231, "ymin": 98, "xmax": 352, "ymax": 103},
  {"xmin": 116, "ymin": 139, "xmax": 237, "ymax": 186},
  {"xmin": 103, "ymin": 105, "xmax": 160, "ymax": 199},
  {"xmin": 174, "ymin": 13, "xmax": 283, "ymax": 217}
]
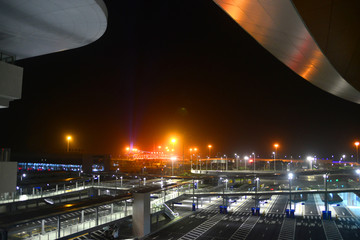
[
  {"xmin": 244, "ymin": 156, "xmax": 249, "ymax": 171},
  {"xmin": 307, "ymin": 156, "xmax": 314, "ymax": 170},
  {"xmin": 323, "ymin": 173, "xmax": 329, "ymax": 212},
  {"xmin": 255, "ymin": 177, "xmax": 259, "ymax": 209},
  {"xmin": 356, "ymin": 169, "xmax": 360, "ymax": 182},
  {"xmin": 253, "ymin": 152, "xmax": 256, "ymax": 173},
  {"xmin": 171, "ymin": 157, "xmax": 176, "ymax": 176},
  {"xmin": 171, "ymin": 138, "xmax": 176, "ymax": 151},
  {"xmin": 66, "ymin": 136, "xmax": 72, "ymax": 152},
  {"xmin": 207, "ymin": 145, "xmax": 212, "ymax": 171},
  {"xmin": 355, "ymin": 142, "xmax": 359, "ymax": 163},
  {"xmin": 274, "ymin": 144, "xmax": 279, "ymax": 172},
  {"xmin": 288, "ymin": 173, "xmax": 293, "ymax": 211},
  {"xmin": 190, "ymin": 148, "xmax": 193, "ymax": 171}
]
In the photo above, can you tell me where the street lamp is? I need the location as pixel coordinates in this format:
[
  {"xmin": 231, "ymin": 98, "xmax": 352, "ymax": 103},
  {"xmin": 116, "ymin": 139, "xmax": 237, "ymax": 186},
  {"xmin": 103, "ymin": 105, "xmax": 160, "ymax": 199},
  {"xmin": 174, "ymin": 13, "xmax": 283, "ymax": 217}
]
[
  {"xmin": 355, "ymin": 141, "xmax": 359, "ymax": 163},
  {"xmin": 323, "ymin": 173, "xmax": 329, "ymax": 213},
  {"xmin": 307, "ymin": 156, "xmax": 314, "ymax": 170},
  {"xmin": 190, "ymin": 148, "xmax": 193, "ymax": 171},
  {"xmin": 288, "ymin": 173, "xmax": 293, "ymax": 210},
  {"xmin": 274, "ymin": 144, "xmax": 279, "ymax": 172},
  {"xmin": 244, "ymin": 156, "xmax": 249, "ymax": 171},
  {"xmin": 66, "ymin": 136, "xmax": 72, "ymax": 152},
  {"xmin": 356, "ymin": 169, "xmax": 360, "ymax": 182},
  {"xmin": 207, "ymin": 145, "xmax": 212, "ymax": 171},
  {"xmin": 171, "ymin": 138, "xmax": 176, "ymax": 151},
  {"xmin": 170, "ymin": 157, "xmax": 176, "ymax": 176},
  {"xmin": 252, "ymin": 152, "xmax": 256, "ymax": 173}
]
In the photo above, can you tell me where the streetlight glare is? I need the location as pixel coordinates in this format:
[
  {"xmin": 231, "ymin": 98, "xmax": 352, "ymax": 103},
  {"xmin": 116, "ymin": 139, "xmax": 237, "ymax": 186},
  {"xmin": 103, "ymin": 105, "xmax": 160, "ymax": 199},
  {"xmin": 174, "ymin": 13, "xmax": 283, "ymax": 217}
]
[
  {"xmin": 355, "ymin": 142, "xmax": 360, "ymax": 146},
  {"xmin": 171, "ymin": 138, "xmax": 176, "ymax": 143},
  {"xmin": 288, "ymin": 173, "xmax": 293, "ymax": 179},
  {"xmin": 274, "ymin": 143, "xmax": 279, "ymax": 148},
  {"xmin": 208, "ymin": 145, "xmax": 212, "ymax": 148},
  {"xmin": 67, "ymin": 136, "xmax": 72, "ymax": 140}
]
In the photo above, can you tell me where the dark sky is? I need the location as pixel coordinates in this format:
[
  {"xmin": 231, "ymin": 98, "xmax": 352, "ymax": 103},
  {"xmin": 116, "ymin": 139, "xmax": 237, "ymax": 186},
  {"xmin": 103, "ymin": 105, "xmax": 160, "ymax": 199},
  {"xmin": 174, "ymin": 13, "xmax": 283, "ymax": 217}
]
[{"xmin": 0, "ymin": 0, "xmax": 359, "ymax": 158}]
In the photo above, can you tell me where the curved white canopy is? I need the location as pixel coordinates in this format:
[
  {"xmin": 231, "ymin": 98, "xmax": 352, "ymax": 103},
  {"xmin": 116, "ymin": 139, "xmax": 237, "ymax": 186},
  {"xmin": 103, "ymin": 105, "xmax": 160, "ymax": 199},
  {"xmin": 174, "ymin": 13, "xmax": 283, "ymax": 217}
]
[
  {"xmin": 214, "ymin": 0, "xmax": 360, "ymax": 104},
  {"xmin": 0, "ymin": 0, "xmax": 108, "ymax": 60}
]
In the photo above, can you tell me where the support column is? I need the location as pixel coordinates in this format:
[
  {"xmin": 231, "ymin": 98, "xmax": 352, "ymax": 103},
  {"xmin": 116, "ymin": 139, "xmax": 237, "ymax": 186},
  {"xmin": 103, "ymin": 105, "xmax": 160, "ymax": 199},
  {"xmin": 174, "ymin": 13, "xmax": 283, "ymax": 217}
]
[
  {"xmin": 111, "ymin": 203, "xmax": 114, "ymax": 214},
  {"xmin": 96, "ymin": 207, "xmax": 99, "ymax": 226},
  {"xmin": 81, "ymin": 210, "xmax": 85, "ymax": 223},
  {"xmin": 76, "ymin": 182, "xmax": 78, "ymax": 189},
  {"xmin": 0, "ymin": 229, "xmax": 8, "ymax": 240},
  {"xmin": 132, "ymin": 192, "xmax": 150, "ymax": 238},
  {"xmin": 41, "ymin": 219, "xmax": 45, "ymax": 234},
  {"xmin": 57, "ymin": 216, "xmax": 61, "ymax": 238},
  {"xmin": 55, "ymin": 185, "xmax": 58, "ymax": 193}
]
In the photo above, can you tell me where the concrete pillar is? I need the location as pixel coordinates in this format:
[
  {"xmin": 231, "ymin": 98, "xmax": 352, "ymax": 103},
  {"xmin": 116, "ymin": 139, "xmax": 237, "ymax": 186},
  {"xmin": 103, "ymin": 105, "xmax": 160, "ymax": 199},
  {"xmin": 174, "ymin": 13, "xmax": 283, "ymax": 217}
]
[
  {"xmin": 0, "ymin": 229, "xmax": 8, "ymax": 240},
  {"xmin": 32, "ymin": 188, "xmax": 35, "ymax": 195},
  {"xmin": 41, "ymin": 219, "xmax": 45, "ymax": 234},
  {"xmin": 111, "ymin": 203, "xmax": 114, "ymax": 214},
  {"xmin": 83, "ymin": 181, "xmax": 85, "ymax": 189},
  {"xmin": 55, "ymin": 185, "xmax": 58, "ymax": 193},
  {"xmin": 76, "ymin": 182, "xmax": 78, "ymax": 189},
  {"xmin": 81, "ymin": 210, "xmax": 85, "ymax": 223},
  {"xmin": 125, "ymin": 201, "xmax": 127, "ymax": 215},
  {"xmin": 96, "ymin": 207, "xmax": 99, "ymax": 226},
  {"xmin": 57, "ymin": 216, "xmax": 61, "ymax": 238},
  {"xmin": 132, "ymin": 192, "xmax": 150, "ymax": 238},
  {"xmin": 98, "ymin": 175, "xmax": 100, "ymax": 185}
]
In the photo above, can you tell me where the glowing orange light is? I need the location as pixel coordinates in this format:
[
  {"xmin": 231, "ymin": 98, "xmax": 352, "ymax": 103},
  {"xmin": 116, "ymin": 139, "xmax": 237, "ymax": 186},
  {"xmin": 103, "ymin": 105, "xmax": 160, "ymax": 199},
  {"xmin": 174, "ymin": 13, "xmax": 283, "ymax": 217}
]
[
  {"xmin": 194, "ymin": 148, "xmax": 198, "ymax": 151},
  {"xmin": 64, "ymin": 204, "xmax": 73, "ymax": 208},
  {"xmin": 126, "ymin": 147, "xmax": 130, "ymax": 151},
  {"xmin": 208, "ymin": 145, "xmax": 212, "ymax": 148},
  {"xmin": 171, "ymin": 138, "xmax": 176, "ymax": 143},
  {"xmin": 190, "ymin": 148, "xmax": 193, "ymax": 152},
  {"xmin": 67, "ymin": 136, "xmax": 72, "ymax": 141},
  {"xmin": 274, "ymin": 143, "xmax": 279, "ymax": 148},
  {"xmin": 355, "ymin": 142, "xmax": 360, "ymax": 146},
  {"xmin": 158, "ymin": 146, "xmax": 162, "ymax": 149}
]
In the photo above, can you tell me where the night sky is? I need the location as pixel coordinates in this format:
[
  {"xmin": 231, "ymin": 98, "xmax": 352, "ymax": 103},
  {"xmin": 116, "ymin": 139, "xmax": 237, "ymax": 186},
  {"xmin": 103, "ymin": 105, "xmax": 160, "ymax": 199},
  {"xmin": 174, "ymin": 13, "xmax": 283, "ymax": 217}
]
[{"xmin": 0, "ymin": 0, "xmax": 359, "ymax": 158}]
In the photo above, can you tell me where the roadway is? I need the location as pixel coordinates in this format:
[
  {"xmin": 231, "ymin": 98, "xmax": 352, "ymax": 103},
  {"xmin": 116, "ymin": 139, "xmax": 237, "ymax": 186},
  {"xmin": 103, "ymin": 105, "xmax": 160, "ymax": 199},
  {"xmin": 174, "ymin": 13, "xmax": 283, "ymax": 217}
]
[{"xmin": 144, "ymin": 193, "xmax": 360, "ymax": 240}]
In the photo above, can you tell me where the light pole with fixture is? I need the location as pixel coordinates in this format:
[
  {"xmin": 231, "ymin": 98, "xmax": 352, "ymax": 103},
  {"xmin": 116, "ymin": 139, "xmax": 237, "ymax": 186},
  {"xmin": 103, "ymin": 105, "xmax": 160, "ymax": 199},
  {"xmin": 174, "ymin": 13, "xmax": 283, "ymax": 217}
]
[
  {"xmin": 307, "ymin": 156, "xmax": 314, "ymax": 170},
  {"xmin": 244, "ymin": 156, "xmax": 249, "ymax": 171},
  {"xmin": 355, "ymin": 141, "xmax": 359, "ymax": 163},
  {"xmin": 274, "ymin": 144, "xmax": 279, "ymax": 172},
  {"xmin": 323, "ymin": 173, "xmax": 329, "ymax": 214},
  {"xmin": 66, "ymin": 136, "xmax": 72, "ymax": 152},
  {"xmin": 288, "ymin": 173, "xmax": 293, "ymax": 211}
]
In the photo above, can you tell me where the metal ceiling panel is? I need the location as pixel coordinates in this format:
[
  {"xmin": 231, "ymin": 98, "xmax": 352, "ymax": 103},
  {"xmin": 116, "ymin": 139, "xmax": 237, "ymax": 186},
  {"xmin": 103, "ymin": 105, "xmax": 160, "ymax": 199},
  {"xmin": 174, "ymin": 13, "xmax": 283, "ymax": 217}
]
[{"xmin": 213, "ymin": 0, "xmax": 360, "ymax": 104}]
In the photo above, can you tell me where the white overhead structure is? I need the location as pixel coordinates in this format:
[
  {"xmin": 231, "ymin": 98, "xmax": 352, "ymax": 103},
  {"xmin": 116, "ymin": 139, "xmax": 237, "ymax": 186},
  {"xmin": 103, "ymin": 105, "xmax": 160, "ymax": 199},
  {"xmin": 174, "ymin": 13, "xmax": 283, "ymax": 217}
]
[
  {"xmin": 0, "ymin": 0, "xmax": 107, "ymax": 108},
  {"xmin": 0, "ymin": 0, "xmax": 108, "ymax": 60},
  {"xmin": 213, "ymin": 0, "xmax": 360, "ymax": 104}
]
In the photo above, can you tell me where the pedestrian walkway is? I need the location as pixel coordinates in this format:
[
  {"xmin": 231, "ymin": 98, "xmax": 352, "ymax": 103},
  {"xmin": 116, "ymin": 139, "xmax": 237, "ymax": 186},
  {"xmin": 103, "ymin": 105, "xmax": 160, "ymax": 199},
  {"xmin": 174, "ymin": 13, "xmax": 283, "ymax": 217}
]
[
  {"xmin": 278, "ymin": 218, "xmax": 296, "ymax": 240},
  {"xmin": 178, "ymin": 214, "xmax": 224, "ymax": 240},
  {"xmin": 322, "ymin": 220, "xmax": 343, "ymax": 240},
  {"xmin": 229, "ymin": 215, "xmax": 260, "ymax": 240}
]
